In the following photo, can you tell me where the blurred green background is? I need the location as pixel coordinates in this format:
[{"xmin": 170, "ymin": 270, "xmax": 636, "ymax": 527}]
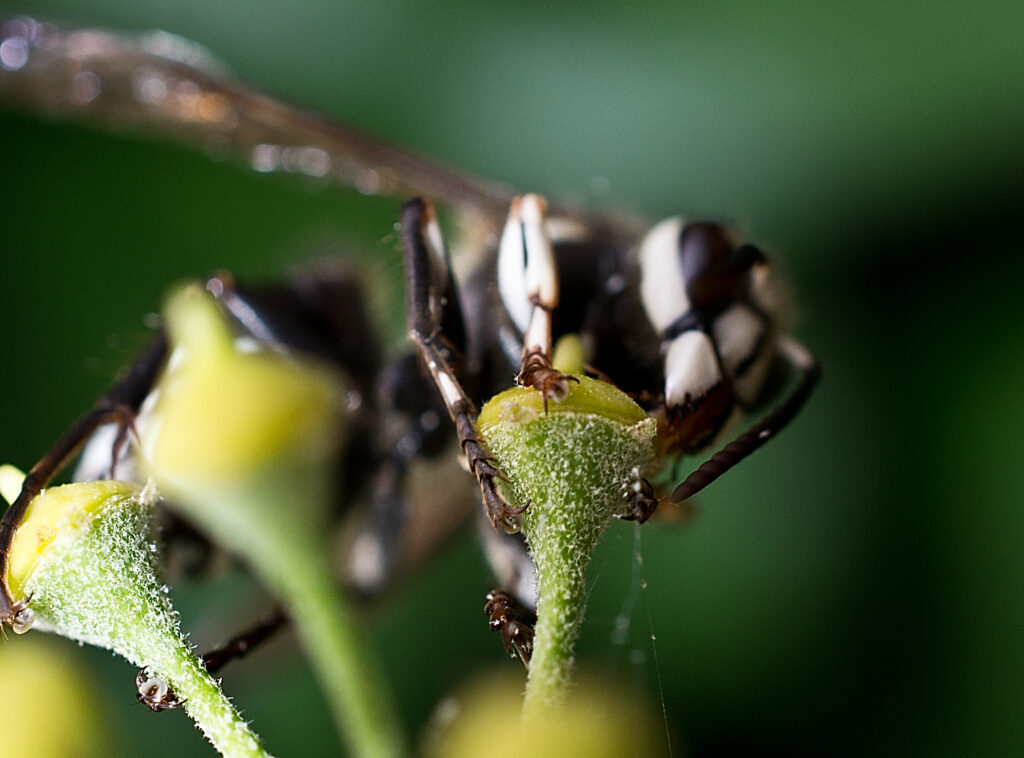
[{"xmin": 1, "ymin": 1, "xmax": 1021, "ymax": 756}]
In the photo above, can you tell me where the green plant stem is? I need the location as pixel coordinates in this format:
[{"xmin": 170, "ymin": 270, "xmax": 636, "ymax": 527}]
[
  {"xmin": 521, "ymin": 499, "xmax": 607, "ymax": 717},
  {"xmin": 21, "ymin": 489, "xmax": 270, "ymax": 757},
  {"xmin": 263, "ymin": 531, "xmax": 404, "ymax": 758},
  {"xmin": 191, "ymin": 479, "xmax": 405, "ymax": 758},
  {"xmin": 478, "ymin": 377, "xmax": 656, "ymax": 717},
  {"xmin": 174, "ymin": 647, "xmax": 273, "ymax": 758}
]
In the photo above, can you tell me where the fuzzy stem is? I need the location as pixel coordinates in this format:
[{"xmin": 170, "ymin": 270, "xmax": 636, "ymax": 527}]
[
  {"xmin": 18, "ymin": 486, "xmax": 270, "ymax": 757},
  {"xmin": 521, "ymin": 495, "xmax": 608, "ymax": 715},
  {"xmin": 478, "ymin": 377, "xmax": 656, "ymax": 717},
  {"xmin": 176, "ymin": 649, "xmax": 272, "ymax": 758}
]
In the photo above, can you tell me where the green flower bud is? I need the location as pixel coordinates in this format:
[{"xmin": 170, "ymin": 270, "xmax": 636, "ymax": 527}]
[
  {"xmin": 478, "ymin": 375, "xmax": 657, "ymax": 712},
  {"xmin": 136, "ymin": 283, "xmax": 404, "ymax": 758},
  {"xmin": 6, "ymin": 479, "xmax": 271, "ymax": 758},
  {"xmin": 141, "ymin": 283, "xmax": 346, "ymax": 487}
]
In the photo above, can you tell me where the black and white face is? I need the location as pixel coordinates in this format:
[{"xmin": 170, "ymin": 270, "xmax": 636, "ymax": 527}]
[{"xmin": 638, "ymin": 216, "xmax": 780, "ymax": 452}]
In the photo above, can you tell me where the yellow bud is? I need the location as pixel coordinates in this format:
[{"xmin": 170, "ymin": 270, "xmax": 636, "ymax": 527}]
[
  {"xmin": 6, "ymin": 481, "xmax": 141, "ymax": 601},
  {"xmin": 0, "ymin": 637, "xmax": 106, "ymax": 757},
  {"xmin": 551, "ymin": 333, "xmax": 585, "ymax": 375},
  {"xmin": 478, "ymin": 374, "xmax": 648, "ymax": 435},
  {"xmin": 426, "ymin": 670, "xmax": 667, "ymax": 758},
  {"xmin": 141, "ymin": 285, "xmax": 346, "ymax": 484}
]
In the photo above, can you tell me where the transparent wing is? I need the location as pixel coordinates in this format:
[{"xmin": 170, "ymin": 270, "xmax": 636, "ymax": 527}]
[{"xmin": 0, "ymin": 17, "xmax": 516, "ymax": 225}]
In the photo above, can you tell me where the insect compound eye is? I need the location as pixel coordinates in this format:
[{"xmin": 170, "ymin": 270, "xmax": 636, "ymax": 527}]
[{"xmin": 679, "ymin": 222, "xmax": 761, "ymax": 315}]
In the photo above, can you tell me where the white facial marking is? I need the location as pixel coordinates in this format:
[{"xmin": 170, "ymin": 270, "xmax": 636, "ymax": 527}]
[
  {"xmin": 498, "ymin": 200, "xmax": 531, "ymax": 333},
  {"xmin": 639, "ymin": 217, "xmax": 689, "ymax": 333},
  {"xmin": 522, "ymin": 305, "xmax": 553, "ymax": 358},
  {"xmin": 663, "ymin": 330, "xmax": 722, "ymax": 408},
  {"xmin": 714, "ymin": 304, "xmax": 774, "ymax": 405},
  {"xmin": 714, "ymin": 304, "xmax": 765, "ymax": 376}
]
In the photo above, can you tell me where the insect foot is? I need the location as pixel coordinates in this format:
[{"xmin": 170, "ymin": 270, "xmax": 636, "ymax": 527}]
[
  {"xmin": 517, "ymin": 350, "xmax": 580, "ymax": 414},
  {"xmin": 136, "ymin": 668, "xmax": 185, "ymax": 712},
  {"xmin": 484, "ymin": 589, "xmax": 536, "ymax": 667},
  {"xmin": 477, "ymin": 375, "xmax": 656, "ymax": 714},
  {"xmin": 617, "ymin": 467, "xmax": 659, "ymax": 523},
  {"xmin": 0, "ymin": 478, "xmax": 271, "ymax": 756}
]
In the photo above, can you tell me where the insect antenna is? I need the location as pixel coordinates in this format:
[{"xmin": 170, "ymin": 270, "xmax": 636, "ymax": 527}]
[{"xmin": 670, "ymin": 334, "xmax": 820, "ymax": 503}]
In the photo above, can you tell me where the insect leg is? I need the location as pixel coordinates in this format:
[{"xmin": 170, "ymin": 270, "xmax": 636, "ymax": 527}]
[
  {"xmin": 137, "ymin": 610, "xmax": 287, "ymax": 712},
  {"xmin": 0, "ymin": 333, "xmax": 168, "ymax": 624},
  {"xmin": 402, "ymin": 198, "xmax": 524, "ymax": 534},
  {"xmin": 484, "ymin": 588, "xmax": 536, "ymax": 667},
  {"xmin": 199, "ymin": 608, "xmax": 288, "ymax": 674},
  {"xmin": 497, "ymin": 194, "xmax": 578, "ymax": 410},
  {"xmin": 478, "ymin": 518, "xmax": 537, "ymax": 608},
  {"xmin": 670, "ymin": 334, "xmax": 820, "ymax": 502}
]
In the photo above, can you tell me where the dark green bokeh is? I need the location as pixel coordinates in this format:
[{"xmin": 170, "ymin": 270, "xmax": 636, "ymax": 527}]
[{"xmin": 1, "ymin": 2, "xmax": 1021, "ymax": 756}]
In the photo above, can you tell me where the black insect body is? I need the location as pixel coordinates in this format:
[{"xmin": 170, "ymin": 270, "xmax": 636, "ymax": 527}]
[{"xmin": 0, "ymin": 19, "xmax": 819, "ymax": 668}]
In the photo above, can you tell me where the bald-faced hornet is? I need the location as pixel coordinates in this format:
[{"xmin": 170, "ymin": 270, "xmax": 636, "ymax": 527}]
[{"xmin": 0, "ymin": 19, "xmax": 819, "ymax": 669}]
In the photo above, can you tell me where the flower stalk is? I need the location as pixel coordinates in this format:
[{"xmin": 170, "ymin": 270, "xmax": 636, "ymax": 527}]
[
  {"xmin": 478, "ymin": 375, "xmax": 656, "ymax": 715},
  {"xmin": 5, "ymin": 479, "xmax": 271, "ymax": 757},
  {"xmin": 139, "ymin": 284, "xmax": 405, "ymax": 758}
]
